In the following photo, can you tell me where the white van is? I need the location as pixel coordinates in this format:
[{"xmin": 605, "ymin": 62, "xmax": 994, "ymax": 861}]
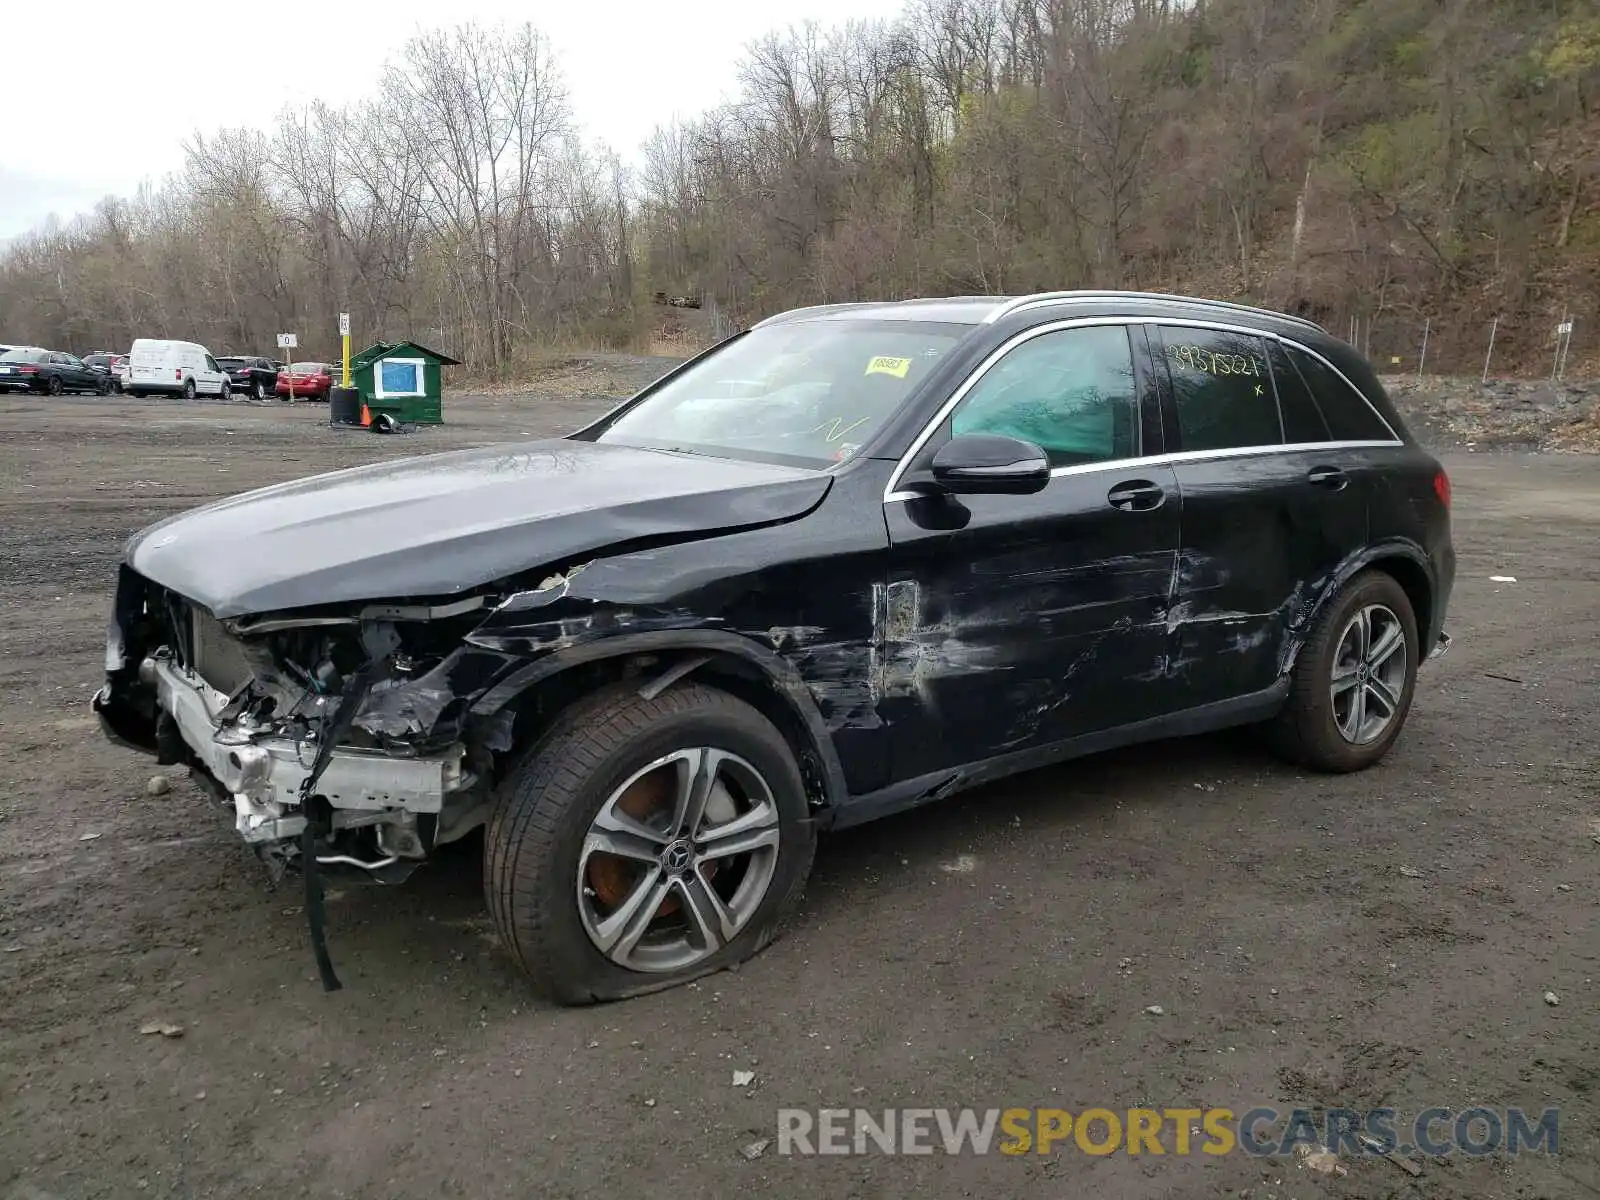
[{"xmin": 126, "ymin": 339, "xmax": 230, "ymax": 399}]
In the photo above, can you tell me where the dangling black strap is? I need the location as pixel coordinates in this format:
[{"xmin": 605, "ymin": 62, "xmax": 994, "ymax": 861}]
[
  {"xmin": 302, "ymin": 820, "xmax": 342, "ymax": 992},
  {"xmin": 296, "ymin": 659, "xmax": 382, "ymax": 994}
]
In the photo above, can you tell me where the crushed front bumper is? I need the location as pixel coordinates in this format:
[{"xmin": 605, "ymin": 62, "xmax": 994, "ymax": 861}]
[{"xmin": 97, "ymin": 656, "xmax": 467, "ymax": 845}]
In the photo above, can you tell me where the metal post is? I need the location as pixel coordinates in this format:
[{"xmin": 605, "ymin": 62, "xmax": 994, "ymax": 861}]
[
  {"xmin": 1557, "ymin": 319, "xmax": 1574, "ymax": 381},
  {"xmin": 1417, "ymin": 318, "xmax": 1430, "ymax": 380},
  {"xmin": 1552, "ymin": 312, "xmax": 1568, "ymax": 381},
  {"xmin": 340, "ymin": 312, "xmax": 351, "ymax": 388},
  {"xmin": 1482, "ymin": 317, "xmax": 1498, "ymax": 384}
]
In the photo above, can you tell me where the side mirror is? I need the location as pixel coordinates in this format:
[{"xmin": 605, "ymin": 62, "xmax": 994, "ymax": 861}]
[{"xmin": 928, "ymin": 434, "xmax": 1051, "ymax": 495}]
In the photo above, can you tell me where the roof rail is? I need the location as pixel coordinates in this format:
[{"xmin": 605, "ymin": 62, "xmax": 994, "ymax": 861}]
[
  {"xmin": 982, "ymin": 290, "xmax": 1325, "ymax": 334},
  {"xmin": 752, "ymin": 302, "xmax": 880, "ymax": 329}
]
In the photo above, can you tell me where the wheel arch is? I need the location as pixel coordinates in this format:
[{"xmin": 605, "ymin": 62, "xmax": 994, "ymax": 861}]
[
  {"xmin": 469, "ymin": 630, "xmax": 848, "ymax": 816},
  {"xmin": 1285, "ymin": 540, "xmax": 1434, "ymax": 675}
]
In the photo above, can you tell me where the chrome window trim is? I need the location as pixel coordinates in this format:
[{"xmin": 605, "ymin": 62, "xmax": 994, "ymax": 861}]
[
  {"xmin": 884, "ymin": 441, "xmax": 1403, "ymax": 503},
  {"xmin": 881, "ymin": 315, "xmax": 1403, "ymax": 503}
]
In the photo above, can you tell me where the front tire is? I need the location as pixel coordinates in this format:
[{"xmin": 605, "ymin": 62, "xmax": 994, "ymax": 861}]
[
  {"xmin": 1269, "ymin": 570, "xmax": 1419, "ymax": 772},
  {"xmin": 484, "ymin": 682, "xmax": 817, "ymax": 1005}
]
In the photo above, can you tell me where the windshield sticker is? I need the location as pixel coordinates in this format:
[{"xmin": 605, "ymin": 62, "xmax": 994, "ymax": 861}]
[
  {"xmin": 864, "ymin": 356, "xmax": 913, "ymax": 379},
  {"xmin": 809, "ymin": 415, "xmax": 870, "ymax": 444}
]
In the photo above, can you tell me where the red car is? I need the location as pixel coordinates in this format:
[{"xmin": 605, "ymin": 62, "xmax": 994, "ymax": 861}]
[{"xmin": 275, "ymin": 362, "xmax": 334, "ymax": 400}]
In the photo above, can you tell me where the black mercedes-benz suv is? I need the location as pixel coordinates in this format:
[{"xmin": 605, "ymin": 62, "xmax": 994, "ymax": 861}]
[{"xmin": 93, "ymin": 291, "xmax": 1455, "ymax": 1003}]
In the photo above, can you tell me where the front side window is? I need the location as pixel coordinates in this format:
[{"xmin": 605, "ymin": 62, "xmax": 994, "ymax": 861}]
[
  {"xmin": 949, "ymin": 324, "xmax": 1138, "ymax": 468},
  {"xmin": 1158, "ymin": 326, "xmax": 1281, "ymax": 451},
  {"xmin": 595, "ymin": 319, "xmax": 965, "ymax": 468}
]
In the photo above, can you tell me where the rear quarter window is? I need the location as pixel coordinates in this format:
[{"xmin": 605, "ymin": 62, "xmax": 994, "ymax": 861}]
[
  {"xmin": 1268, "ymin": 340, "xmax": 1331, "ymax": 443},
  {"xmin": 1288, "ymin": 346, "xmax": 1396, "ymax": 442}
]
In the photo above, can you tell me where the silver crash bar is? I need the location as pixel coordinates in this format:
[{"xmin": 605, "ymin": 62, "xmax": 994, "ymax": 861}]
[{"xmin": 145, "ymin": 656, "xmax": 467, "ymax": 843}]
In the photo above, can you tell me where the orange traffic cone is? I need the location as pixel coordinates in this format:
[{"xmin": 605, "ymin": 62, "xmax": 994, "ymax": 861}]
[{"xmin": 359, "ymin": 402, "xmax": 371, "ymax": 427}]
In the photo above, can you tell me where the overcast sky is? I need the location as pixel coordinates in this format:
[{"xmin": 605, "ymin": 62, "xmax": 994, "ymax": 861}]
[{"xmin": 2, "ymin": 0, "xmax": 910, "ymax": 240}]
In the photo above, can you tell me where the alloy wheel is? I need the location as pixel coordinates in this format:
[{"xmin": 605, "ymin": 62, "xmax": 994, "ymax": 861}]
[
  {"xmin": 576, "ymin": 747, "xmax": 781, "ymax": 973},
  {"xmin": 1330, "ymin": 604, "xmax": 1408, "ymax": 745}
]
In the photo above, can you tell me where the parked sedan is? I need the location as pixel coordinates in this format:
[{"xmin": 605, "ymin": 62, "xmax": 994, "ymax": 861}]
[
  {"xmin": 275, "ymin": 361, "xmax": 333, "ymax": 400},
  {"xmin": 217, "ymin": 356, "xmax": 279, "ymax": 401},
  {"xmin": 82, "ymin": 353, "xmax": 128, "ymax": 393},
  {"xmin": 0, "ymin": 348, "xmax": 114, "ymax": 395}
]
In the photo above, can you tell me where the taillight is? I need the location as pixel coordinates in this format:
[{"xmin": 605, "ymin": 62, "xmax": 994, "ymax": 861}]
[
  {"xmin": 175, "ymin": 369, "xmax": 182, "ymax": 380},
  {"xmin": 18, "ymin": 365, "xmax": 37, "ymax": 374},
  {"xmin": 1433, "ymin": 470, "xmax": 1451, "ymax": 509}
]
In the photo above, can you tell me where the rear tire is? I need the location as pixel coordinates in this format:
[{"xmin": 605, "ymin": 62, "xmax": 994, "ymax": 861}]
[
  {"xmin": 47, "ymin": 376, "xmax": 63, "ymax": 396},
  {"xmin": 1269, "ymin": 570, "xmax": 1419, "ymax": 773},
  {"xmin": 484, "ymin": 682, "xmax": 817, "ymax": 1005},
  {"xmin": 98, "ymin": 377, "xmax": 112, "ymax": 396},
  {"xmin": 253, "ymin": 380, "xmax": 266, "ymax": 400},
  {"xmin": 182, "ymin": 379, "xmax": 196, "ymax": 400},
  {"xmin": 219, "ymin": 382, "xmax": 230, "ymax": 401}
]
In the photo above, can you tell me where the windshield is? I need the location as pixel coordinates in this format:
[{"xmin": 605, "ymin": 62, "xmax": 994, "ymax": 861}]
[
  {"xmin": 0, "ymin": 349, "xmax": 45, "ymax": 363},
  {"xmin": 289, "ymin": 362, "xmax": 326, "ymax": 373},
  {"xmin": 217, "ymin": 357, "xmax": 245, "ymax": 369},
  {"xmin": 593, "ymin": 320, "xmax": 965, "ymax": 467}
]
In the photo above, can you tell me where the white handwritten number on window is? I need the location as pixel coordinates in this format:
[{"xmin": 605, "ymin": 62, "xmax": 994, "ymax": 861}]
[{"xmin": 1170, "ymin": 345, "xmax": 1268, "ymax": 397}]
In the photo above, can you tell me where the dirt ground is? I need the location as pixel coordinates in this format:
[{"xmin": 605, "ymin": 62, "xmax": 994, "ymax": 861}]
[{"xmin": 1, "ymin": 381, "xmax": 1597, "ymax": 1199}]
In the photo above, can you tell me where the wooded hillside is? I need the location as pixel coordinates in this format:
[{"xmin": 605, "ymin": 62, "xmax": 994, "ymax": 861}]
[{"xmin": 2, "ymin": 0, "xmax": 1596, "ymax": 375}]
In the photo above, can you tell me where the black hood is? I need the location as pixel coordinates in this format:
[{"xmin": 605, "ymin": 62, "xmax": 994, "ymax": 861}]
[{"xmin": 125, "ymin": 439, "xmax": 832, "ymax": 617}]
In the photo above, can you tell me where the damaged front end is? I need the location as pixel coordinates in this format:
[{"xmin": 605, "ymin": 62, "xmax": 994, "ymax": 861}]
[{"xmin": 93, "ymin": 567, "xmax": 504, "ymax": 890}]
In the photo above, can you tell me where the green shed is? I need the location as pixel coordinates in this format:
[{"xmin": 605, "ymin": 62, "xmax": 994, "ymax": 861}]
[{"xmin": 350, "ymin": 340, "xmax": 461, "ymax": 425}]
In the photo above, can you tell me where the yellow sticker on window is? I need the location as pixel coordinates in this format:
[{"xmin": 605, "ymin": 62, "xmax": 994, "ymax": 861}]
[{"xmin": 865, "ymin": 356, "xmax": 912, "ymax": 379}]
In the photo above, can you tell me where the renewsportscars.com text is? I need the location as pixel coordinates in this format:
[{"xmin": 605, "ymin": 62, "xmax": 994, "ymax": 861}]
[{"xmin": 776, "ymin": 1106, "xmax": 1561, "ymax": 1157}]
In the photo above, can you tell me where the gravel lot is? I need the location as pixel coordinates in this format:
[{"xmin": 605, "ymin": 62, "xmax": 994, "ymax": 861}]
[{"xmin": 1, "ymin": 381, "xmax": 1597, "ymax": 1199}]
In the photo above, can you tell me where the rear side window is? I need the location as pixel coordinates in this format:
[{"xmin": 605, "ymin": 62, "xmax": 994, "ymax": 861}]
[
  {"xmin": 1286, "ymin": 346, "xmax": 1394, "ymax": 442},
  {"xmin": 950, "ymin": 324, "xmax": 1139, "ymax": 467},
  {"xmin": 1268, "ymin": 340, "xmax": 1330, "ymax": 443},
  {"xmin": 1157, "ymin": 327, "xmax": 1281, "ymax": 451}
]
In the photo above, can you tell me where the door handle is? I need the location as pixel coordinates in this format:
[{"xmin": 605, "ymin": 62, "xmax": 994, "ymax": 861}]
[
  {"xmin": 1307, "ymin": 466, "xmax": 1348, "ymax": 491},
  {"xmin": 1107, "ymin": 479, "xmax": 1165, "ymax": 511}
]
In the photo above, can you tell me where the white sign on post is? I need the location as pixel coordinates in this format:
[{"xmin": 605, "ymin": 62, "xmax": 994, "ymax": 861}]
[
  {"xmin": 276, "ymin": 333, "xmax": 298, "ymax": 349},
  {"xmin": 1557, "ymin": 321, "xmax": 1574, "ymax": 335},
  {"xmin": 338, "ymin": 313, "xmax": 350, "ymax": 337}
]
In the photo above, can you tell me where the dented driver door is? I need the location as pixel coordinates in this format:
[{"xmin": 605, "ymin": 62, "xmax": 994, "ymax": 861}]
[{"xmin": 877, "ymin": 321, "xmax": 1181, "ymax": 782}]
